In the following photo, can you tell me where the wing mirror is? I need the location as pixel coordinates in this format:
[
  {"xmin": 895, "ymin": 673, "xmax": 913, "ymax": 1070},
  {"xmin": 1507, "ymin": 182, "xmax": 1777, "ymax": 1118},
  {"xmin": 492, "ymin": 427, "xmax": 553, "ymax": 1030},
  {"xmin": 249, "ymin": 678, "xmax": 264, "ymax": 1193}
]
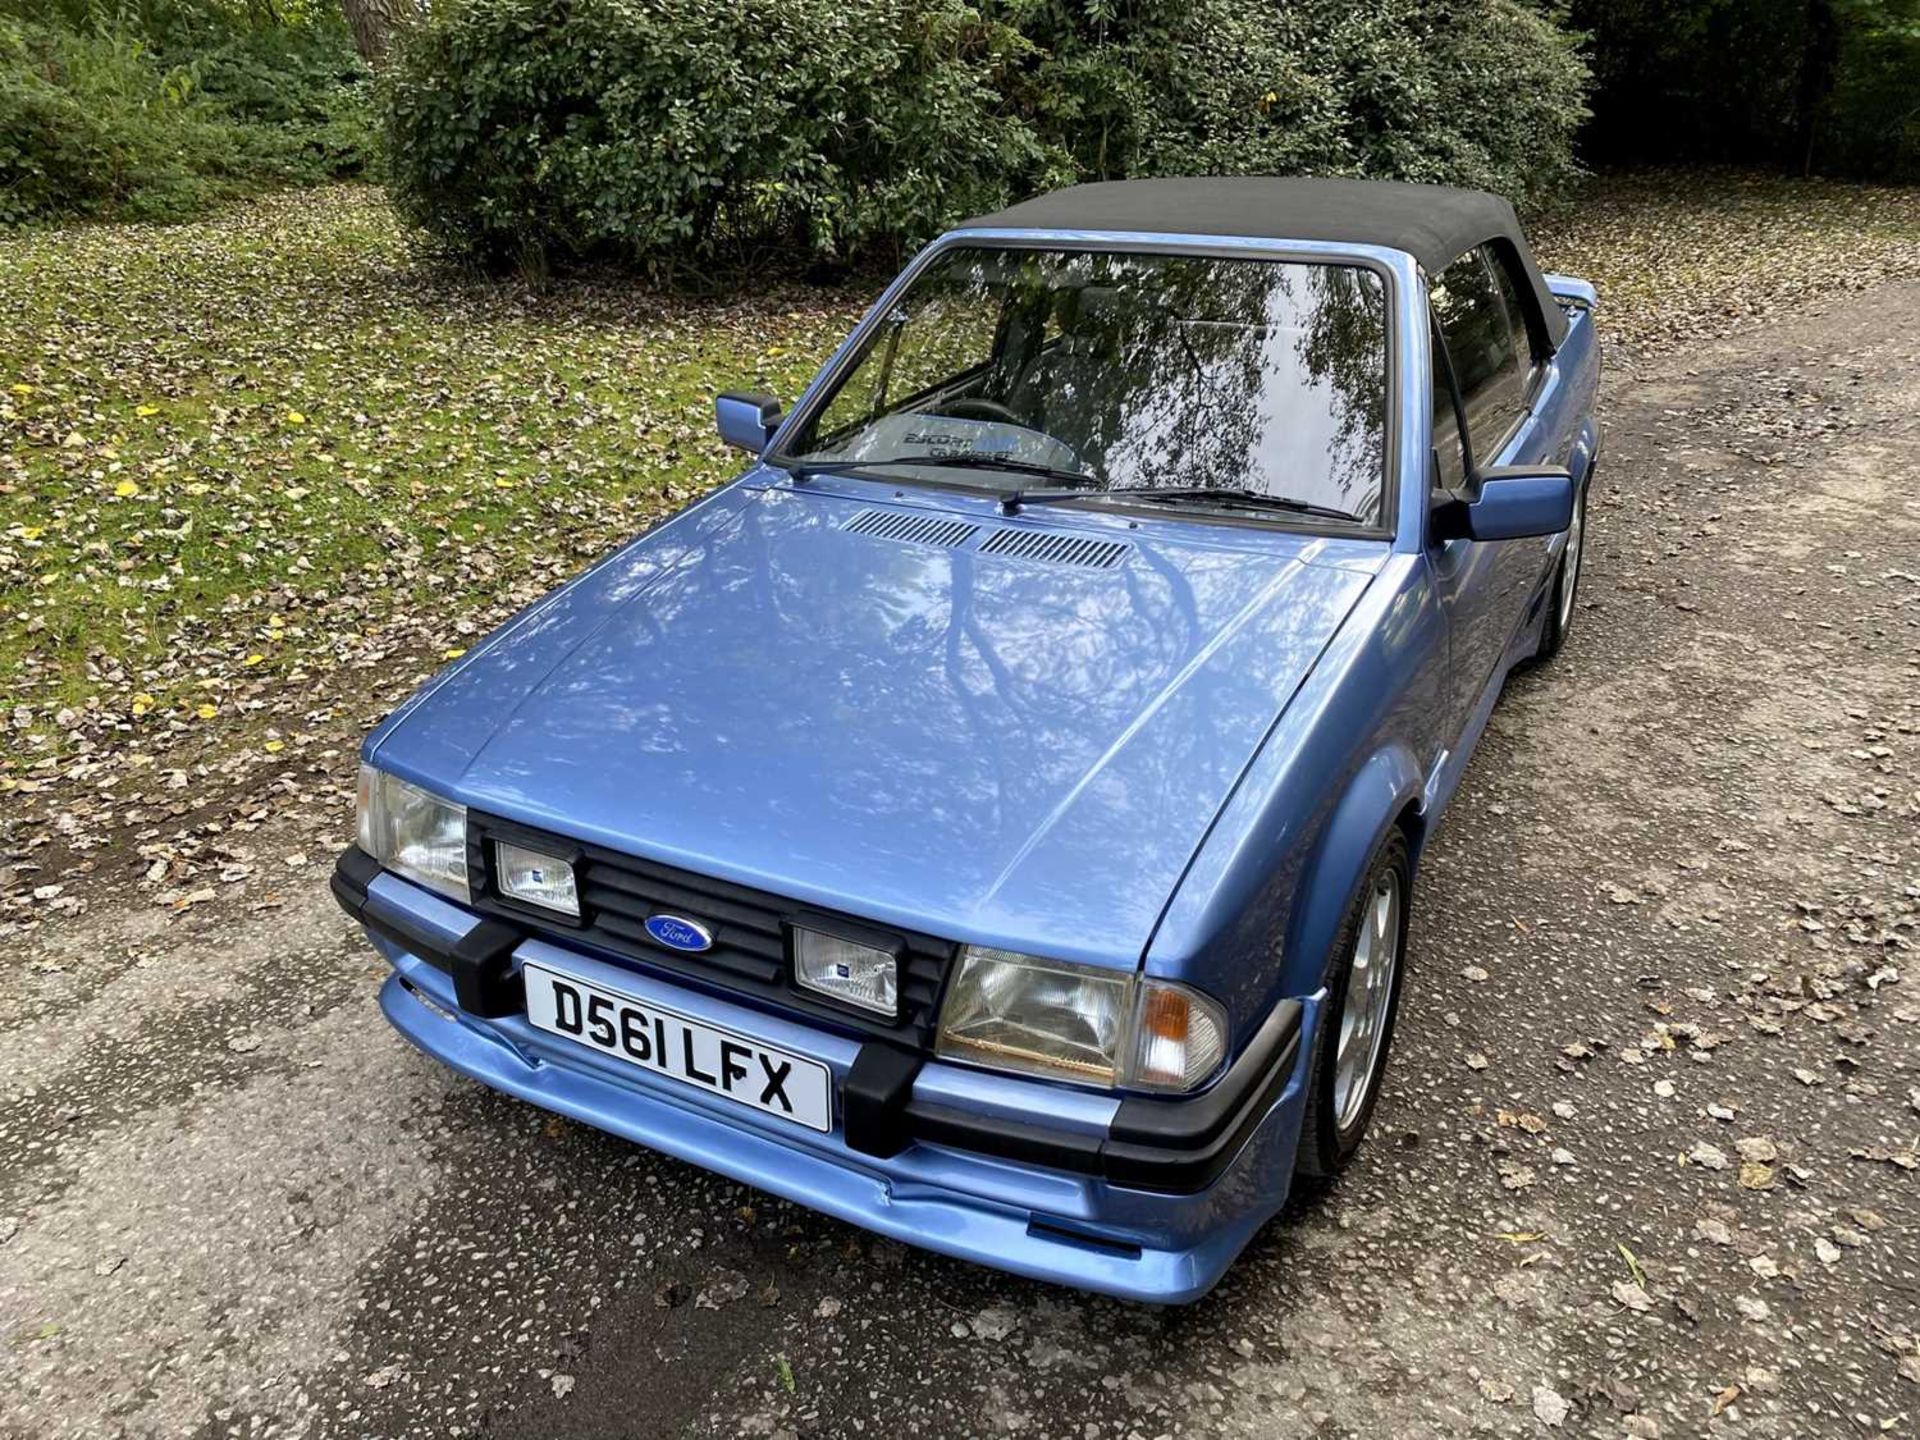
[
  {"xmin": 716, "ymin": 391, "xmax": 783, "ymax": 453},
  {"xmin": 1434, "ymin": 465, "xmax": 1574, "ymax": 542}
]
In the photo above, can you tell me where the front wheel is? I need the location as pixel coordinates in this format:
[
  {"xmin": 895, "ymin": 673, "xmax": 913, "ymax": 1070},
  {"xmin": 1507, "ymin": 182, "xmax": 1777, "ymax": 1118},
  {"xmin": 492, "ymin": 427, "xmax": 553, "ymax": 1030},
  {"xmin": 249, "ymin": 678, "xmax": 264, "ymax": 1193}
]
[
  {"xmin": 1295, "ymin": 830, "xmax": 1411, "ymax": 1179},
  {"xmin": 1534, "ymin": 479, "xmax": 1587, "ymax": 661}
]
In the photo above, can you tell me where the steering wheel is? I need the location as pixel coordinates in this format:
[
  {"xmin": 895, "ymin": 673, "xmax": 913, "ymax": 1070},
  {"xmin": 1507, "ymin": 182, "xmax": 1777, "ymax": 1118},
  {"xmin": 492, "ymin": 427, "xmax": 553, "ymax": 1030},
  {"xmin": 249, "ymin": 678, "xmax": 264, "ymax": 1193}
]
[{"xmin": 941, "ymin": 397, "xmax": 1023, "ymax": 426}]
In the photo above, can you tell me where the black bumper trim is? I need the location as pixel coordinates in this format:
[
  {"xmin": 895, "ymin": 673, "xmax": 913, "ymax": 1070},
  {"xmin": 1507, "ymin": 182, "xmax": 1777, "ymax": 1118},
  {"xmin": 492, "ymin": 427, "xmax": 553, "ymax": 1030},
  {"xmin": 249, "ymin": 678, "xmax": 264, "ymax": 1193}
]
[
  {"xmin": 336, "ymin": 844, "xmax": 1302, "ymax": 1193},
  {"xmin": 1101, "ymin": 998, "xmax": 1303, "ymax": 1191},
  {"xmin": 332, "ymin": 846, "xmax": 523, "ymax": 1017},
  {"xmin": 845, "ymin": 1000, "xmax": 1304, "ymax": 1194}
]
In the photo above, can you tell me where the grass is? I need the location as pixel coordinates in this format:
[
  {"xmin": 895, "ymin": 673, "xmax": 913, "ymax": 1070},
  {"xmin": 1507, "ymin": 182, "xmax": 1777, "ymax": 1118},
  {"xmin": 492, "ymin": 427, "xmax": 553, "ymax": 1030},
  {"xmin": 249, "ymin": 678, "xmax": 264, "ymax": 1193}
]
[
  {"xmin": 3, "ymin": 171, "xmax": 1919, "ymax": 795},
  {"xmin": 0, "ymin": 187, "xmax": 854, "ymax": 785}
]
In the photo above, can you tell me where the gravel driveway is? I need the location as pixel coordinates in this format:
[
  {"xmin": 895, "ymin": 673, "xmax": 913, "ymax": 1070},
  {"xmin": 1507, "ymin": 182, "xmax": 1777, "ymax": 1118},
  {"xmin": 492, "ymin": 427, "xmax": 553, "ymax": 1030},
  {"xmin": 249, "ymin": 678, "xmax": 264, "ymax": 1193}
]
[{"xmin": 2, "ymin": 280, "xmax": 1916, "ymax": 1440}]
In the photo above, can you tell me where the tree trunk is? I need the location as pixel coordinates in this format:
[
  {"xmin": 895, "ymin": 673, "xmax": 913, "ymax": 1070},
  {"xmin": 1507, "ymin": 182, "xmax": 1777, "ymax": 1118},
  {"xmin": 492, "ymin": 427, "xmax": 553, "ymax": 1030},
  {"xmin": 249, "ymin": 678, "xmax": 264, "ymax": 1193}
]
[
  {"xmin": 341, "ymin": 0, "xmax": 418, "ymax": 68},
  {"xmin": 1793, "ymin": 0, "xmax": 1840, "ymax": 176}
]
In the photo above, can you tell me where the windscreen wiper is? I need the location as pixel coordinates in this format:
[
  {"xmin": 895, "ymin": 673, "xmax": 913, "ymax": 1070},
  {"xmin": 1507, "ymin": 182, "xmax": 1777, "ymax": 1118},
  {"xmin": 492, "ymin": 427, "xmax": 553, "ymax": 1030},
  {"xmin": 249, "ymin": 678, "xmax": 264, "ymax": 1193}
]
[
  {"xmin": 1098, "ymin": 486, "xmax": 1360, "ymax": 523},
  {"xmin": 774, "ymin": 452, "xmax": 1104, "ymax": 504}
]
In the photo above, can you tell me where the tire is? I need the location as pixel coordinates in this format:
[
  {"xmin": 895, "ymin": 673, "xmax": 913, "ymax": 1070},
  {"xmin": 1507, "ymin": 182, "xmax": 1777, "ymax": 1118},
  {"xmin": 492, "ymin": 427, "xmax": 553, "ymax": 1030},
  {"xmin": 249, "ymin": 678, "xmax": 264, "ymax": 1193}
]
[
  {"xmin": 1534, "ymin": 478, "xmax": 1588, "ymax": 662},
  {"xmin": 1295, "ymin": 829, "xmax": 1411, "ymax": 1180}
]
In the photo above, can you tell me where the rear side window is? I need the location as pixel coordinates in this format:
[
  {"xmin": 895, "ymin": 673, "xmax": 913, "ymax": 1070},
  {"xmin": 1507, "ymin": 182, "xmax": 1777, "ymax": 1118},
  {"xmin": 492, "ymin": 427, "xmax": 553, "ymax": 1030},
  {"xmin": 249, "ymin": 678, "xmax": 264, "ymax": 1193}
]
[
  {"xmin": 1485, "ymin": 246, "xmax": 1538, "ymax": 379},
  {"xmin": 1431, "ymin": 248, "xmax": 1527, "ymax": 459}
]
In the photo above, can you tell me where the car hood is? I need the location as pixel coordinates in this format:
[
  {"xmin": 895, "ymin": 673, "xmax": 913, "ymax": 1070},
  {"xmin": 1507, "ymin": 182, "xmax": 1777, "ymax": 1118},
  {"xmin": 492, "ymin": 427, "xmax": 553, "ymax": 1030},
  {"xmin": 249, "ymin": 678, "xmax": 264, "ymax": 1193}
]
[{"xmin": 372, "ymin": 480, "xmax": 1381, "ymax": 964}]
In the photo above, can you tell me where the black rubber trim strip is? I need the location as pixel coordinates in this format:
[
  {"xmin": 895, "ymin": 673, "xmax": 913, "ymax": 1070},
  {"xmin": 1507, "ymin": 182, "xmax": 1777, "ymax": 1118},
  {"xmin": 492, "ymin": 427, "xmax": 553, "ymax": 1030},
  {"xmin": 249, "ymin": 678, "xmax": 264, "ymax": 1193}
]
[
  {"xmin": 909, "ymin": 1098, "xmax": 1105, "ymax": 1174},
  {"xmin": 1099, "ymin": 1001, "xmax": 1303, "ymax": 1192},
  {"xmin": 840, "ymin": 1042, "xmax": 921, "ymax": 1158},
  {"xmin": 1109, "ymin": 998, "xmax": 1303, "ymax": 1148},
  {"xmin": 855, "ymin": 999, "xmax": 1304, "ymax": 1194},
  {"xmin": 330, "ymin": 844, "xmax": 382, "ymax": 921},
  {"xmin": 332, "ymin": 845, "xmax": 525, "ymax": 1017}
]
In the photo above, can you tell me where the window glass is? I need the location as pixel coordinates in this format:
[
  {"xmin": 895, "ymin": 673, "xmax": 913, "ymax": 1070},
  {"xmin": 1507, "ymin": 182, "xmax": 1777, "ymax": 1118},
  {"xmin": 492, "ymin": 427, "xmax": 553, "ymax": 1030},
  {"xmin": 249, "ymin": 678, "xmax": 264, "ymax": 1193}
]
[
  {"xmin": 782, "ymin": 247, "xmax": 1391, "ymax": 526},
  {"xmin": 813, "ymin": 291, "xmax": 1002, "ymax": 442},
  {"xmin": 1484, "ymin": 245, "xmax": 1536, "ymax": 378},
  {"xmin": 1430, "ymin": 324, "xmax": 1468, "ymax": 494},
  {"xmin": 1430, "ymin": 249, "xmax": 1525, "ymax": 459}
]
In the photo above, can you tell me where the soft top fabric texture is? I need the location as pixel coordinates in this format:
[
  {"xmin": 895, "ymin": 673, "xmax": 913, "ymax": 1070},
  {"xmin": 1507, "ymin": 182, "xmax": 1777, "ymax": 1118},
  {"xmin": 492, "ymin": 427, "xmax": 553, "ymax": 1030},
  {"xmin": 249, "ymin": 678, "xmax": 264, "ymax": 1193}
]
[{"xmin": 960, "ymin": 177, "xmax": 1568, "ymax": 348}]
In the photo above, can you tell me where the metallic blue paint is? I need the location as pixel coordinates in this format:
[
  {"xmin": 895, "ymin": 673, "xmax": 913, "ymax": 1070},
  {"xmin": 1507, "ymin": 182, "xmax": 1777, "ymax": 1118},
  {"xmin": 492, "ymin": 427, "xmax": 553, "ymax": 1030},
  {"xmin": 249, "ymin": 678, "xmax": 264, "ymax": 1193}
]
[
  {"xmin": 715, "ymin": 391, "xmax": 782, "ymax": 453},
  {"xmin": 369, "ymin": 481, "xmax": 1378, "ymax": 968},
  {"xmin": 1456, "ymin": 472, "xmax": 1577, "ymax": 542},
  {"xmin": 351, "ymin": 221, "xmax": 1601, "ymax": 1302}
]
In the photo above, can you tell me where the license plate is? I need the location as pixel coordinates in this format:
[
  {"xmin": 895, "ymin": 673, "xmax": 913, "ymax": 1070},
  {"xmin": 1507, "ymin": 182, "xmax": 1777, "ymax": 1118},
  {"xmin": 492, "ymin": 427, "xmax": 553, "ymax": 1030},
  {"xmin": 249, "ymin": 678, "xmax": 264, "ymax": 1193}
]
[{"xmin": 523, "ymin": 962, "xmax": 832, "ymax": 1132}]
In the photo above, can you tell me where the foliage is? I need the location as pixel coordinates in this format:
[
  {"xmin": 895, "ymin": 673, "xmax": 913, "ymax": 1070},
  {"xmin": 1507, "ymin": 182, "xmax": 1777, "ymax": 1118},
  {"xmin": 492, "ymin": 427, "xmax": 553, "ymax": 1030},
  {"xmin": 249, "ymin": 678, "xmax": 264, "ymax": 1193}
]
[
  {"xmin": 1572, "ymin": 0, "xmax": 1920, "ymax": 179},
  {"xmin": 0, "ymin": 0, "xmax": 373, "ymax": 225},
  {"xmin": 384, "ymin": 0, "xmax": 1056, "ymax": 278},
  {"xmin": 384, "ymin": 0, "xmax": 1589, "ymax": 276},
  {"xmin": 6, "ymin": 173, "xmax": 1920, "ymax": 774}
]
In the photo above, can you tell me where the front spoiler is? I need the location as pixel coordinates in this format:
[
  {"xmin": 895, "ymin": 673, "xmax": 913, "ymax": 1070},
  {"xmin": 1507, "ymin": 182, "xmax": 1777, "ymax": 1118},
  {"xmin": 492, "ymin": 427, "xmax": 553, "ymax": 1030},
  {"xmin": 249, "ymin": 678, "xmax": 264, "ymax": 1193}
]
[{"xmin": 341, "ymin": 848, "xmax": 1316, "ymax": 1302}]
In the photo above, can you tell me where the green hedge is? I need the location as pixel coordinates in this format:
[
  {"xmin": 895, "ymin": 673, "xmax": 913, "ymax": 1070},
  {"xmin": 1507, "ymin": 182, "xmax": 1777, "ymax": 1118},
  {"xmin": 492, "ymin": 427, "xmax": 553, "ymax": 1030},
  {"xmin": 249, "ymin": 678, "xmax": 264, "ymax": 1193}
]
[
  {"xmin": 385, "ymin": 0, "xmax": 1589, "ymax": 276},
  {"xmin": 0, "ymin": 2, "xmax": 373, "ymax": 226}
]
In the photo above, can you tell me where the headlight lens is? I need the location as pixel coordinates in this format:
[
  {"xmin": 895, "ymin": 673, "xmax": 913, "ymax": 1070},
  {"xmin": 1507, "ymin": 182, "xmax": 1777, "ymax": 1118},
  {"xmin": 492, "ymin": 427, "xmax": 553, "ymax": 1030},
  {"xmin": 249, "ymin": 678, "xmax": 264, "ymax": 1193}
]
[
  {"xmin": 495, "ymin": 840, "xmax": 579, "ymax": 918},
  {"xmin": 792, "ymin": 927, "xmax": 898, "ymax": 1016},
  {"xmin": 935, "ymin": 947, "xmax": 1227, "ymax": 1092},
  {"xmin": 356, "ymin": 763, "xmax": 469, "ymax": 903}
]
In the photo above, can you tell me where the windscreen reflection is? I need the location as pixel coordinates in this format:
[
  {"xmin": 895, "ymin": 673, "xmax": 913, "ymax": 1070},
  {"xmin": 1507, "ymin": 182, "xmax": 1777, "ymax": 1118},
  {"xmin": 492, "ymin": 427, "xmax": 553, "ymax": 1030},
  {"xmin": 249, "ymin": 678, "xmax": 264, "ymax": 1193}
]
[{"xmin": 787, "ymin": 247, "xmax": 1390, "ymax": 526}]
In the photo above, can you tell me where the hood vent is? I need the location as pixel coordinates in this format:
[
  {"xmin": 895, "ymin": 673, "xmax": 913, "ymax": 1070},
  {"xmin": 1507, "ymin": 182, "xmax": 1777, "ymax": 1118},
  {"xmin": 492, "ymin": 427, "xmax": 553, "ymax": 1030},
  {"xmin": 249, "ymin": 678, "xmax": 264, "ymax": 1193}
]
[
  {"xmin": 841, "ymin": 508, "xmax": 980, "ymax": 549},
  {"xmin": 980, "ymin": 528, "xmax": 1130, "ymax": 570}
]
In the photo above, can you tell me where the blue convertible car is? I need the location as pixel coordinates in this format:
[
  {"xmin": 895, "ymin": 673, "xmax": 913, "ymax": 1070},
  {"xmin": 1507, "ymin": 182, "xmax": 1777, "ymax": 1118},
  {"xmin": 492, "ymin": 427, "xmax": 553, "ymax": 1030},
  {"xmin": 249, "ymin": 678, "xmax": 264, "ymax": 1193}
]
[{"xmin": 334, "ymin": 178, "xmax": 1599, "ymax": 1302}]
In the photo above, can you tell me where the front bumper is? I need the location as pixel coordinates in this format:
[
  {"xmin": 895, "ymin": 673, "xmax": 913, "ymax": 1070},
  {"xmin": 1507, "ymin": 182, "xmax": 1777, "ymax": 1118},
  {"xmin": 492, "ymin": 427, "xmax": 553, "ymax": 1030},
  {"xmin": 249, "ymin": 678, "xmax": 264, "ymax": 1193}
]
[{"xmin": 335, "ymin": 848, "xmax": 1314, "ymax": 1303}]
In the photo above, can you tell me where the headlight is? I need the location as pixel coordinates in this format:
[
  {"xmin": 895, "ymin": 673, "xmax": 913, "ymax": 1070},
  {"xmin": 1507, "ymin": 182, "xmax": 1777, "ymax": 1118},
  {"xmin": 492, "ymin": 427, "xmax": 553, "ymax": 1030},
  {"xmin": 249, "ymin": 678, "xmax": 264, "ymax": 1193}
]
[
  {"xmin": 356, "ymin": 763, "xmax": 469, "ymax": 903},
  {"xmin": 792, "ymin": 925, "xmax": 898, "ymax": 1016},
  {"xmin": 495, "ymin": 840, "xmax": 579, "ymax": 918},
  {"xmin": 935, "ymin": 947, "xmax": 1227, "ymax": 1093}
]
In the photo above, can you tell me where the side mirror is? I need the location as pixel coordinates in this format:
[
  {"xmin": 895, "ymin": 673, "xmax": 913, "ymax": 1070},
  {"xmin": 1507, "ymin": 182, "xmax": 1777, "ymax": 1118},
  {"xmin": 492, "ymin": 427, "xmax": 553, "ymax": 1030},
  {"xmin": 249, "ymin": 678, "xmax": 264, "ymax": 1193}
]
[
  {"xmin": 1435, "ymin": 465, "xmax": 1574, "ymax": 542},
  {"xmin": 716, "ymin": 390, "xmax": 783, "ymax": 453}
]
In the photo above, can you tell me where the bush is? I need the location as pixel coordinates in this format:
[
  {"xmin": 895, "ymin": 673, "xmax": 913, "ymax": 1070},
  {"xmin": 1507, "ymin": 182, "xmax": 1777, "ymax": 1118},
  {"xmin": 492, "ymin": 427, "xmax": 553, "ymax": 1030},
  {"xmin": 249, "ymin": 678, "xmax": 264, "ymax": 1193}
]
[
  {"xmin": 0, "ymin": 1, "xmax": 373, "ymax": 226},
  {"xmin": 385, "ymin": 0, "xmax": 1590, "ymax": 277},
  {"xmin": 385, "ymin": 0, "xmax": 1059, "ymax": 278}
]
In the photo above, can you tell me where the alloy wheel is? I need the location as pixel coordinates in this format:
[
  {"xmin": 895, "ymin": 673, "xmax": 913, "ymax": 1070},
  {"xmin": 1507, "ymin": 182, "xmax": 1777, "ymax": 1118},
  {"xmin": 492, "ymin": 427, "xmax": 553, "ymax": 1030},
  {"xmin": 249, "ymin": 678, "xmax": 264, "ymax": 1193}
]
[{"xmin": 1333, "ymin": 870, "xmax": 1402, "ymax": 1132}]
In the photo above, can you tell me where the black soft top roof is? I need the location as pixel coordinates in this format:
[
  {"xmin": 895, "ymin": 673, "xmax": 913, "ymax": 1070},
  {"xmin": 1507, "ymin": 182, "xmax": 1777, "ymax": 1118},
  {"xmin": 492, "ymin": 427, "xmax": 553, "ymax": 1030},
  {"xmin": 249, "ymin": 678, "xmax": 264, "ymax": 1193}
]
[{"xmin": 961, "ymin": 176, "xmax": 1567, "ymax": 347}]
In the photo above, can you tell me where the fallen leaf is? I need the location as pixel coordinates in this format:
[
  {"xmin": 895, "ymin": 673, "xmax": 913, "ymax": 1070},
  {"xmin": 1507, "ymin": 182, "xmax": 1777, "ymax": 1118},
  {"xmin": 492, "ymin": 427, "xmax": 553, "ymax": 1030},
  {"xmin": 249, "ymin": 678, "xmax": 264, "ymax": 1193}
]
[
  {"xmin": 1532, "ymin": 1385, "xmax": 1570, "ymax": 1428},
  {"xmin": 1611, "ymin": 1280, "xmax": 1654, "ymax": 1312}
]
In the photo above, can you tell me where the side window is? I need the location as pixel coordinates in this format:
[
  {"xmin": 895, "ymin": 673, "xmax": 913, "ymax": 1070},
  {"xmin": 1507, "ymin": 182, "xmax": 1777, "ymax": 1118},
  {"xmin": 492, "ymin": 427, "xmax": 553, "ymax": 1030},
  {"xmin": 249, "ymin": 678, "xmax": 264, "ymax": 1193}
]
[
  {"xmin": 1430, "ymin": 321, "xmax": 1469, "ymax": 495},
  {"xmin": 1430, "ymin": 249, "xmax": 1526, "ymax": 460},
  {"xmin": 1484, "ymin": 244, "xmax": 1538, "ymax": 382}
]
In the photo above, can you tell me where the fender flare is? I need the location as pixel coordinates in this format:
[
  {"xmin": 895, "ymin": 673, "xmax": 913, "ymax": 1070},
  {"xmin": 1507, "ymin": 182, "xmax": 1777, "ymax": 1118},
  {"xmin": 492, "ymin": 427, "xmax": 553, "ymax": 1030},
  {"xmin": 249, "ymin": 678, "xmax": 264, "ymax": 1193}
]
[
  {"xmin": 1279, "ymin": 746, "xmax": 1426, "ymax": 997},
  {"xmin": 1568, "ymin": 414, "xmax": 1600, "ymax": 491}
]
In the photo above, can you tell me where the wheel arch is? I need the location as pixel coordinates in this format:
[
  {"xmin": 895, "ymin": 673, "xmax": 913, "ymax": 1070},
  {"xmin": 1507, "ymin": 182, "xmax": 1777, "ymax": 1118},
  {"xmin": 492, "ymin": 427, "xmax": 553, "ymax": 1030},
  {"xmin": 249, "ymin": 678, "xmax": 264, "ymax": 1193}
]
[{"xmin": 1278, "ymin": 745, "xmax": 1426, "ymax": 997}]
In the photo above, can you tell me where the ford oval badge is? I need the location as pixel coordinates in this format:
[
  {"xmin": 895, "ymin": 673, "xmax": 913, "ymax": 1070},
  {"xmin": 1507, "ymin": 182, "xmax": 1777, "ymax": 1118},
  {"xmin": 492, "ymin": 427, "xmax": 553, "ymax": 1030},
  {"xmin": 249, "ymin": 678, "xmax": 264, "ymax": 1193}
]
[{"xmin": 645, "ymin": 914, "xmax": 713, "ymax": 953}]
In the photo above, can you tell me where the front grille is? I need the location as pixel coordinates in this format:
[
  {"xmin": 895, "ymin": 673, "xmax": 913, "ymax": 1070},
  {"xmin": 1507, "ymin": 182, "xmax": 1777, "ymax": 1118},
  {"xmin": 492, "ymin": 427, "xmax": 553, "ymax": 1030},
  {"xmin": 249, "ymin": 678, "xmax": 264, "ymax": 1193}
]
[{"xmin": 466, "ymin": 811, "xmax": 956, "ymax": 1046}]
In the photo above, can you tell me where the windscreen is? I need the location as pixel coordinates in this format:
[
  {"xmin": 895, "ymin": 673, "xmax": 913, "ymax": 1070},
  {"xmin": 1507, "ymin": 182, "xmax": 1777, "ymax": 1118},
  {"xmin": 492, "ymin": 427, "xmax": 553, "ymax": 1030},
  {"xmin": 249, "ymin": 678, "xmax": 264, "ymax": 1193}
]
[{"xmin": 779, "ymin": 246, "xmax": 1391, "ymax": 527}]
